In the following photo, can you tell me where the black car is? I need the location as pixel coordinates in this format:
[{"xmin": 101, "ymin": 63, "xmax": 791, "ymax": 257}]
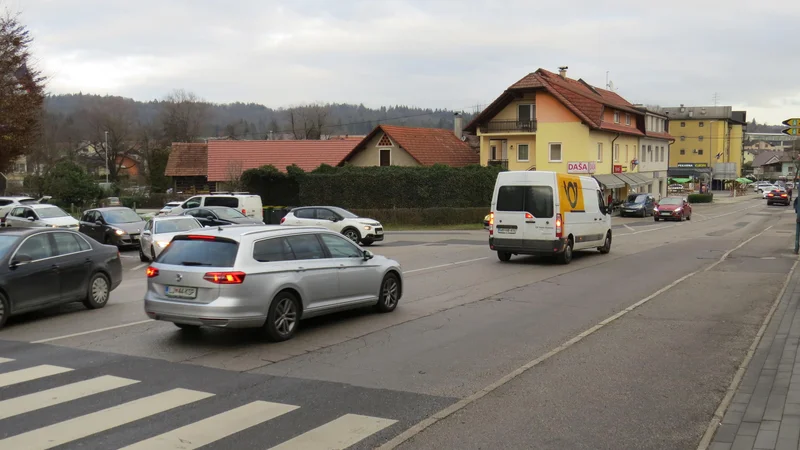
[
  {"xmin": 0, "ymin": 228, "xmax": 122, "ymax": 329},
  {"xmin": 766, "ymin": 189, "xmax": 790, "ymax": 206},
  {"xmin": 180, "ymin": 206, "xmax": 265, "ymax": 227},
  {"xmin": 79, "ymin": 207, "xmax": 146, "ymax": 247},
  {"xmin": 619, "ymin": 193, "xmax": 656, "ymax": 217}
]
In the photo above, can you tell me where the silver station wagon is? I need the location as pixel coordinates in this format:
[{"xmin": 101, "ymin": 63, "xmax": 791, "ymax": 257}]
[{"xmin": 144, "ymin": 225, "xmax": 403, "ymax": 341}]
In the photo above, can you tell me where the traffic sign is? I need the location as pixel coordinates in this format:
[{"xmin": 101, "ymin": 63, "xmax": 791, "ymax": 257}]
[
  {"xmin": 783, "ymin": 127, "xmax": 800, "ymax": 136},
  {"xmin": 783, "ymin": 118, "xmax": 800, "ymax": 127}
]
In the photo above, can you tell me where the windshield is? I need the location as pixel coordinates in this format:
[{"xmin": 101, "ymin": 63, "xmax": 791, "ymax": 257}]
[
  {"xmin": 330, "ymin": 207, "xmax": 358, "ymax": 218},
  {"xmin": 628, "ymin": 194, "xmax": 648, "ymax": 204},
  {"xmin": 659, "ymin": 198, "xmax": 683, "ymax": 205},
  {"xmin": 0, "ymin": 235, "xmax": 19, "ymax": 259},
  {"xmin": 214, "ymin": 208, "xmax": 247, "ymax": 220},
  {"xmin": 155, "ymin": 218, "xmax": 202, "ymax": 234},
  {"xmin": 36, "ymin": 207, "xmax": 70, "ymax": 219},
  {"xmin": 103, "ymin": 209, "xmax": 142, "ymax": 224}
]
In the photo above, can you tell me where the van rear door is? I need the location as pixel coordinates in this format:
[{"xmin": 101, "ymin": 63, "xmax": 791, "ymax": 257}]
[{"xmin": 494, "ymin": 185, "xmax": 555, "ymax": 245}]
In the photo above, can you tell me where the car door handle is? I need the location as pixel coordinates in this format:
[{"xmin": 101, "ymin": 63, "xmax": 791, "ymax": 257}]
[{"xmin": 525, "ymin": 220, "xmax": 536, "ymax": 223}]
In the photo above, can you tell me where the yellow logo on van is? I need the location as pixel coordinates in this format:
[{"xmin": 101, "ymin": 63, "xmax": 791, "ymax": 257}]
[{"xmin": 556, "ymin": 173, "xmax": 585, "ymax": 214}]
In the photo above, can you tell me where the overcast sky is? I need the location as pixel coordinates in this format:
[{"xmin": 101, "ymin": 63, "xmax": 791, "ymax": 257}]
[{"xmin": 14, "ymin": 0, "xmax": 800, "ymax": 125}]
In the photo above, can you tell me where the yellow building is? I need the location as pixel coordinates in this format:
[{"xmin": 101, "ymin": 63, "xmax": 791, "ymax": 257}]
[
  {"xmin": 463, "ymin": 67, "xmax": 658, "ymax": 199},
  {"xmin": 661, "ymin": 105, "xmax": 747, "ymax": 186}
]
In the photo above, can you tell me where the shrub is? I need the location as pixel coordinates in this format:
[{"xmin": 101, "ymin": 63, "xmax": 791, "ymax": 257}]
[
  {"xmin": 350, "ymin": 207, "xmax": 487, "ymax": 226},
  {"xmin": 688, "ymin": 193, "xmax": 713, "ymax": 203},
  {"xmin": 241, "ymin": 164, "xmax": 302, "ymax": 206}
]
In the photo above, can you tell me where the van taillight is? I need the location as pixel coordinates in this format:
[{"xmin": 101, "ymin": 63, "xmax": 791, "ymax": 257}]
[
  {"xmin": 489, "ymin": 212, "xmax": 494, "ymax": 225},
  {"xmin": 242, "ymin": 208, "xmax": 247, "ymax": 215},
  {"xmin": 203, "ymin": 271, "xmax": 246, "ymax": 284},
  {"xmin": 524, "ymin": 212, "xmax": 534, "ymax": 220},
  {"xmin": 555, "ymin": 213, "xmax": 563, "ymax": 238}
]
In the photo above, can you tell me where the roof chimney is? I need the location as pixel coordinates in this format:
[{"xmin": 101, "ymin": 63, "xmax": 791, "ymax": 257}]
[
  {"xmin": 558, "ymin": 66, "xmax": 568, "ymax": 79},
  {"xmin": 454, "ymin": 112, "xmax": 463, "ymax": 139}
]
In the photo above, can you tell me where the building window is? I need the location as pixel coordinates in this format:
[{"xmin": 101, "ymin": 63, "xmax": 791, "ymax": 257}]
[
  {"xmin": 517, "ymin": 144, "xmax": 529, "ymax": 162},
  {"xmin": 614, "ymin": 112, "xmax": 620, "ymax": 123},
  {"xmin": 490, "ymin": 145, "xmax": 498, "ymax": 160},
  {"xmin": 625, "ymin": 144, "xmax": 629, "ymax": 162},
  {"xmin": 549, "ymin": 143, "xmax": 562, "ymax": 162},
  {"xmin": 377, "ymin": 134, "xmax": 392, "ymax": 147},
  {"xmin": 625, "ymin": 114, "xmax": 631, "ymax": 126},
  {"xmin": 597, "ymin": 143, "xmax": 603, "ymax": 162},
  {"xmin": 699, "ymin": 122, "xmax": 705, "ymax": 127},
  {"xmin": 680, "ymin": 136, "xmax": 686, "ymax": 141},
  {"xmin": 680, "ymin": 149, "xmax": 686, "ymax": 155},
  {"xmin": 681, "ymin": 122, "xmax": 686, "ymax": 127},
  {"xmin": 518, "ymin": 104, "xmax": 535, "ymax": 123},
  {"xmin": 661, "ymin": 147, "xmax": 665, "ymax": 162},
  {"xmin": 698, "ymin": 135, "xmax": 704, "ymax": 141},
  {"xmin": 614, "ymin": 144, "xmax": 619, "ymax": 162},
  {"xmin": 379, "ymin": 149, "xmax": 391, "ymax": 166},
  {"xmin": 698, "ymin": 149, "xmax": 704, "ymax": 155},
  {"xmin": 648, "ymin": 145, "xmax": 653, "ymax": 162}
]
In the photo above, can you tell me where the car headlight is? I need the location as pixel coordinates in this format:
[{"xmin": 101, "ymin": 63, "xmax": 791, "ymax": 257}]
[
  {"xmin": 363, "ymin": 225, "xmax": 372, "ymax": 230},
  {"xmin": 114, "ymin": 228, "xmax": 126, "ymax": 236},
  {"xmin": 674, "ymin": 208, "xmax": 682, "ymax": 213},
  {"xmin": 156, "ymin": 240, "xmax": 170, "ymax": 248}
]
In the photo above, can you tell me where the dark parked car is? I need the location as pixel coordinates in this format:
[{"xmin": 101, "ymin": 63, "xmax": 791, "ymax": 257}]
[
  {"xmin": 79, "ymin": 207, "xmax": 146, "ymax": 247},
  {"xmin": 0, "ymin": 228, "xmax": 122, "ymax": 329},
  {"xmin": 767, "ymin": 190, "xmax": 790, "ymax": 206},
  {"xmin": 654, "ymin": 196, "xmax": 692, "ymax": 221},
  {"xmin": 620, "ymin": 193, "xmax": 656, "ymax": 217},
  {"xmin": 180, "ymin": 206, "xmax": 265, "ymax": 227}
]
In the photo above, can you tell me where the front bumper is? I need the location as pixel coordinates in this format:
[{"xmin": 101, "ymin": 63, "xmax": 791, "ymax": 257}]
[
  {"xmin": 144, "ymin": 295, "xmax": 267, "ymax": 329},
  {"xmin": 363, "ymin": 227, "xmax": 384, "ymax": 242},
  {"xmin": 489, "ymin": 236, "xmax": 567, "ymax": 255},
  {"xmin": 112, "ymin": 233, "xmax": 141, "ymax": 247}
]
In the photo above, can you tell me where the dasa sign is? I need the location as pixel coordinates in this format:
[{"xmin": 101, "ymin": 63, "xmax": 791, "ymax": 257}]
[{"xmin": 567, "ymin": 161, "xmax": 596, "ymax": 174}]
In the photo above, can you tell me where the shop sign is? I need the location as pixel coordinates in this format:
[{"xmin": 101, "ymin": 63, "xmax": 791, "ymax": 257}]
[
  {"xmin": 677, "ymin": 162, "xmax": 708, "ymax": 168},
  {"xmin": 567, "ymin": 161, "xmax": 596, "ymax": 174},
  {"xmin": 613, "ymin": 165, "xmax": 623, "ymax": 174}
]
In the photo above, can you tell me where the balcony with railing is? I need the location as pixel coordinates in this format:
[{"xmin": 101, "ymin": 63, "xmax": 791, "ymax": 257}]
[
  {"xmin": 479, "ymin": 120, "xmax": 538, "ymax": 134},
  {"xmin": 487, "ymin": 159, "xmax": 509, "ymax": 170}
]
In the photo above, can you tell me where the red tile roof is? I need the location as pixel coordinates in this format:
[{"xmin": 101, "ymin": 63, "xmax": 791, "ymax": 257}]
[
  {"xmin": 165, "ymin": 143, "xmax": 208, "ymax": 177},
  {"xmin": 599, "ymin": 122, "xmax": 644, "ymax": 136},
  {"xmin": 465, "ymin": 68, "xmax": 644, "ymax": 138},
  {"xmin": 206, "ymin": 138, "xmax": 360, "ymax": 181},
  {"xmin": 345, "ymin": 125, "xmax": 479, "ymax": 167}
]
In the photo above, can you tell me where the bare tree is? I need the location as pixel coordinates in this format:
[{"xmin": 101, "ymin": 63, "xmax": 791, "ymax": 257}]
[
  {"xmin": 286, "ymin": 104, "xmax": 329, "ymax": 140},
  {"xmin": 224, "ymin": 159, "xmax": 245, "ymax": 192},
  {"xmin": 0, "ymin": 11, "xmax": 45, "ymax": 172},
  {"xmin": 137, "ymin": 121, "xmax": 170, "ymax": 192},
  {"xmin": 85, "ymin": 97, "xmax": 140, "ymax": 183},
  {"xmin": 160, "ymin": 89, "xmax": 209, "ymax": 143}
]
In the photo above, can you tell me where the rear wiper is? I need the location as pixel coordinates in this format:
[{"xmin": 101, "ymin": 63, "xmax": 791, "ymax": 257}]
[{"xmin": 181, "ymin": 261, "xmax": 211, "ymax": 266}]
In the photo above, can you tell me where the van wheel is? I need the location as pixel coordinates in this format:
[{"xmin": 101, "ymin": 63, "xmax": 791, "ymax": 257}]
[
  {"xmin": 497, "ymin": 251, "xmax": 512, "ymax": 262},
  {"xmin": 264, "ymin": 291, "xmax": 300, "ymax": 342},
  {"xmin": 598, "ymin": 232, "xmax": 612, "ymax": 254},
  {"xmin": 558, "ymin": 238, "xmax": 573, "ymax": 265}
]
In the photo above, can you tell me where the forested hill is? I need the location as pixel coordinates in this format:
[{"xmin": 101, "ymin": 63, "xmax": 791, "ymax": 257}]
[{"xmin": 44, "ymin": 94, "xmax": 475, "ymax": 139}]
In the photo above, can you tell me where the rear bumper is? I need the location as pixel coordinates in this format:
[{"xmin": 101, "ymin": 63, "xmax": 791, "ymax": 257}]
[
  {"xmin": 144, "ymin": 295, "xmax": 267, "ymax": 328},
  {"xmin": 489, "ymin": 237, "xmax": 567, "ymax": 255}
]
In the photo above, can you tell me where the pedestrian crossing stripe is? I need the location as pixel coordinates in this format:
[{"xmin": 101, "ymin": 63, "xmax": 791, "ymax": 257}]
[{"xmin": 0, "ymin": 360, "xmax": 398, "ymax": 449}]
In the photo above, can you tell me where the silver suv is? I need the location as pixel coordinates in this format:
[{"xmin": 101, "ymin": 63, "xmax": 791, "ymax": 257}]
[{"xmin": 144, "ymin": 225, "xmax": 403, "ymax": 341}]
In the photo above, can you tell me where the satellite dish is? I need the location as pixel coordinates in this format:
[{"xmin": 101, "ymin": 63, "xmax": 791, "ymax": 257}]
[{"xmin": 461, "ymin": 135, "xmax": 467, "ymax": 141}]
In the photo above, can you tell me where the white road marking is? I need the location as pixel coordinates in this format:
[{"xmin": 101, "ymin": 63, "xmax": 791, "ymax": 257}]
[
  {"xmin": 121, "ymin": 401, "xmax": 299, "ymax": 450},
  {"xmin": 622, "ymin": 224, "xmax": 635, "ymax": 232},
  {"xmin": 0, "ymin": 365, "xmax": 73, "ymax": 388},
  {"xmin": 0, "ymin": 357, "xmax": 12, "ymax": 364},
  {"xmin": 378, "ymin": 225, "xmax": 776, "ymax": 450},
  {"xmin": 130, "ymin": 263, "xmax": 148, "ymax": 271},
  {"xmin": 270, "ymin": 414, "xmax": 397, "ymax": 450},
  {"xmin": 31, "ymin": 320, "xmax": 155, "ymax": 344},
  {"xmin": 0, "ymin": 375, "xmax": 139, "ymax": 420},
  {"xmin": 0, "ymin": 388, "xmax": 214, "ymax": 450},
  {"xmin": 696, "ymin": 257, "xmax": 798, "ymax": 450},
  {"xmin": 404, "ymin": 257, "xmax": 489, "ymax": 274}
]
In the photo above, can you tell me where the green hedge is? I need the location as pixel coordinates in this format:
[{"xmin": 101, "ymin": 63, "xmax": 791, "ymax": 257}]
[
  {"xmin": 688, "ymin": 193, "xmax": 714, "ymax": 203},
  {"xmin": 349, "ymin": 207, "xmax": 487, "ymax": 226}
]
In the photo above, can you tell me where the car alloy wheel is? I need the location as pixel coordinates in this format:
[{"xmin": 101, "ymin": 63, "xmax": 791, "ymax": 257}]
[
  {"xmin": 375, "ymin": 274, "xmax": 400, "ymax": 313},
  {"xmin": 264, "ymin": 292, "xmax": 300, "ymax": 342},
  {"xmin": 273, "ymin": 297, "xmax": 297, "ymax": 336},
  {"xmin": 343, "ymin": 229, "xmax": 359, "ymax": 243}
]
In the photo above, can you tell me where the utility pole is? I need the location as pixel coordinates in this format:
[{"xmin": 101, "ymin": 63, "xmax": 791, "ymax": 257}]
[{"xmin": 104, "ymin": 131, "xmax": 109, "ymax": 184}]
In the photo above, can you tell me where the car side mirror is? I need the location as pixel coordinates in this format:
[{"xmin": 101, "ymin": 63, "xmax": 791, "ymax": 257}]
[
  {"xmin": 26, "ymin": 216, "xmax": 35, "ymax": 222},
  {"xmin": 142, "ymin": 230, "xmax": 151, "ymax": 236},
  {"xmin": 363, "ymin": 250, "xmax": 374, "ymax": 261},
  {"xmin": 95, "ymin": 220, "xmax": 103, "ymax": 226},
  {"xmin": 10, "ymin": 254, "xmax": 32, "ymax": 268}
]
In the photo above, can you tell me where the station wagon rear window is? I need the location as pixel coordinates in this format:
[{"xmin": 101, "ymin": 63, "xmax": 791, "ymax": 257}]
[
  {"xmin": 497, "ymin": 186, "xmax": 554, "ymax": 218},
  {"xmin": 156, "ymin": 239, "xmax": 239, "ymax": 267}
]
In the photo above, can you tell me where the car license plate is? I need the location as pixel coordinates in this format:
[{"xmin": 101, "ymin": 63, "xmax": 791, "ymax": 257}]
[
  {"xmin": 376, "ymin": 229, "xmax": 383, "ymax": 235},
  {"xmin": 497, "ymin": 228, "xmax": 516, "ymax": 234},
  {"xmin": 165, "ymin": 286, "xmax": 197, "ymax": 299},
  {"xmin": 661, "ymin": 211, "xmax": 671, "ymax": 215}
]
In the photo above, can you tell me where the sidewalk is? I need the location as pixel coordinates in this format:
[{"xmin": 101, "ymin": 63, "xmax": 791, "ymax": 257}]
[{"xmin": 708, "ymin": 259, "xmax": 800, "ymax": 450}]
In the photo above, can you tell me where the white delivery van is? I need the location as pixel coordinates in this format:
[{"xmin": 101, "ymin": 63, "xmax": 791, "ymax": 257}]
[
  {"xmin": 489, "ymin": 171, "xmax": 612, "ymax": 264},
  {"xmin": 167, "ymin": 193, "xmax": 263, "ymax": 219}
]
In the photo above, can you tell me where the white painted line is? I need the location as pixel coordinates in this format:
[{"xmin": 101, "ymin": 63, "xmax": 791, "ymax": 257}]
[
  {"xmin": 696, "ymin": 257, "xmax": 799, "ymax": 450},
  {"xmin": 0, "ymin": 375, "xmax": 139, "ymax": 420},
  {"xmin": 270, "ymin": 413, "xmax": 397, "ymax": 450},
  {"xmin": 0, "ymin": 388, "xmax": 214, "ymax": 450},
  {"xmin": 378, "ymin": 225, "xmax": 775, "ymax": 450},
  {"xmin": 0, "ymin": 365, "xmax": 73, "ymax": 388},
  {"xmin": 0, "ymin": 357, "xmax": 12, "ymax": 364},
  {"xmin": 121, "ymin": 401, "xmax": 299, "ymax": 450},
  {"xmin": 403, "ymin": 257, "xmax": 489, "ymax": 274},
  {"xmin": 31, "ymin": 320, "xmax": 155, "ymax": 344},
  {"xmin": 130, "ymin": 263, "xmax": 148, "ymax": 271},
  {"xmin": 623, "ymin": 224, "xmax": 635, "ymax": 232},
  {"xmin": 119, "ymin": 254, "xmax": 136, "ymax": 259}
]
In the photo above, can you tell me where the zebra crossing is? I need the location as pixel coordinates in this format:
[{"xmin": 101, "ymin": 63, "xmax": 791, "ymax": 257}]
[{"xmin": 0, "ymin": 356, "xmax": 399, "ymax": 449}]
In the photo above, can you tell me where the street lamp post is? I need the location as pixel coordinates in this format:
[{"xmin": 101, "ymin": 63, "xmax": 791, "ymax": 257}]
[{"xmin": 104, "ymin": 131, "xmax": 109, "ymax": 184}]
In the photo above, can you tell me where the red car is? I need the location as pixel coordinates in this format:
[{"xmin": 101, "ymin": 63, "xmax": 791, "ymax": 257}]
[
  {"xmin": 766, "ymin": 189, "xmax": 790, "ymax": 206},
  {"xmin": 654, "ymin": 197, "xmax": 692, "ymax": 221}
]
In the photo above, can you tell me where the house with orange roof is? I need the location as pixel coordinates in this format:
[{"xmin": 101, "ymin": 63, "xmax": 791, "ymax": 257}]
[{"xmin": 464, "ymin": 67, "xmax": 660, "ymax": 200}]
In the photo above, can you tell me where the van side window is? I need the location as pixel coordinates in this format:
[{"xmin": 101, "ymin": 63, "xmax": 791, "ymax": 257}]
[
  {"xmin": 204, "ymin": 196, "xmax": 238, "ymax": 208},
  {"xmin": 497, "ymin": 186, "xmax": 553, "ymax": 218},
  {"xmin": 596, "ymin": 191, "xmax": 607, "ymax": 214},
  {"xmin": 184, "ymin": 197, "xmax": 201, "ymax": 209}
]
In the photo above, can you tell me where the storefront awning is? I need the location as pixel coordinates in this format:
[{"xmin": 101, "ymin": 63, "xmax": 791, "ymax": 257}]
[
  {"xmin": 629, "ymin": 173, "xmax": 652, "ymax": 185},
  {"xmin": 668, "ymin": 167, "xmax": 712, "ymax": 177},
  {"xmin": 593, "ymin": 174, "xmax": 625, "ymax": 189},
  {"xmin": 616, "ymin": 173, "xmax": 649, "ymax": 187}
]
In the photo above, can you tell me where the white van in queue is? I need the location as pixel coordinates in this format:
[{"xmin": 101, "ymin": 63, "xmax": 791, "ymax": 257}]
[
  {"xmin": 167, "ymin": 193, "xmax": 263, "ymax": 219},
  {"xmin": 488, "ymin": 171, "xmax": 612, "ymax": 264}
]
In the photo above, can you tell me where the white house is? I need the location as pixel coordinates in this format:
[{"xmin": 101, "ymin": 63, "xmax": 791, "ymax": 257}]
[{"xmin": 635, "ymin": 107, "xmax": 673, "ymax": 198}]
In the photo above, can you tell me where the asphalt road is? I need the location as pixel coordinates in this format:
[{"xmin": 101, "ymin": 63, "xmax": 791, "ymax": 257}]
[{"xmin": 0, "ymin": 195, "xmax": 794, "ymax": 449}]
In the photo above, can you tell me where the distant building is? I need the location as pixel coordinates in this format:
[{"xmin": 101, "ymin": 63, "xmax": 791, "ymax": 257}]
[{"xmin": 744, "ymin": 132, "xmax": 797, "ymax": 152}]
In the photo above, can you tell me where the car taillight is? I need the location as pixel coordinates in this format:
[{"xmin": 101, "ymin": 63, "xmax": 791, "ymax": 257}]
[
  {"xmin": 242, "ymin": 208, "xmax": 247, "ymax": 215},
  {"xmin": 146, "ymin": 266, "xmax": 159, "ymax": 278},
  {"xmin": 782, "ymin": 194, "xmax": 788, "ymax": 198},
  {"xmin": 280, "ymin": 217, "xmax": 286, "ymax": 224},
  {"xmin": 555, "ymin": 213, "xmax": 563, "ymax": 238},
  {"xmin": 187, "ymin": 235, "xmax": 216, "ymax": 240},
  {"xmin": 203, "ymin": 271, "xmax": 246, "ymax": 284},
  {"xmin": 768, "ymin": 194, "xmax": 774, "ymax": 197}
]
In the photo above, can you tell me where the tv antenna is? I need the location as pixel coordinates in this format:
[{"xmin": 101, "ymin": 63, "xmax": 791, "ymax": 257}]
[{"xmin": 712, "ymin": 92, "xmax": 720, "ymax": 106}]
